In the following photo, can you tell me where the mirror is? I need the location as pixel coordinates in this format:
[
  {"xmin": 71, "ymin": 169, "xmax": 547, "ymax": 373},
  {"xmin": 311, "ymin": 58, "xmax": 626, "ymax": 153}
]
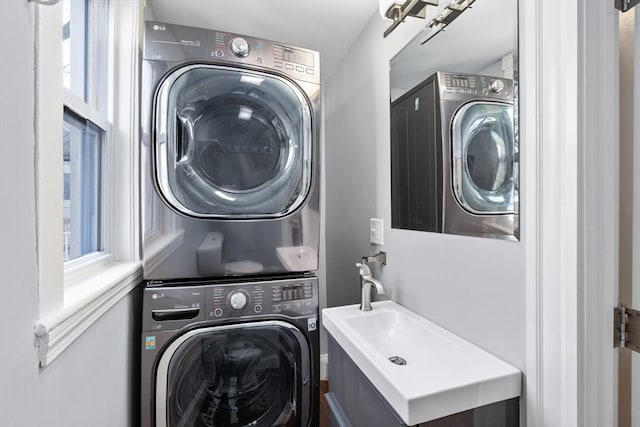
[{"xmin": 389, "ymin": 0, "xmax": 519, "ymax": 241}]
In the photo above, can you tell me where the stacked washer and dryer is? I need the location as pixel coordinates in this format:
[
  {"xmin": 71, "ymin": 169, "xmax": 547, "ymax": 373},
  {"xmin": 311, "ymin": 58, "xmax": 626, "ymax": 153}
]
[{"xmin": 140, "ymin": 22, "xmax": 321, "ymax": 427}]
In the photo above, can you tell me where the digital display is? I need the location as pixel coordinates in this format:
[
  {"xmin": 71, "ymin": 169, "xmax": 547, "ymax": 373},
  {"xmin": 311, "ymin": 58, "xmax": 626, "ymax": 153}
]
[
  {"xmin": 452, "ymin": 78, "xmax": 469, "ymax": 87},
  {"xmin": 275, "ymin": 45, "xmax": 314, "ymax": 67},
  {"xmin": 448, "ymin": 75, "xmax": 476, "ymax": 89},
  {"xmin": 275, "ymin": 282, "xmax": 314, "ymax": 302}
]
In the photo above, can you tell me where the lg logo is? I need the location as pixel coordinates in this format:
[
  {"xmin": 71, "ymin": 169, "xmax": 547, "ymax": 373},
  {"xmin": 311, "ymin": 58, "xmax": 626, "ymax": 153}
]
[{"xmin": 153, "ymin": 24, "xmax": 166, "ymax": 31}]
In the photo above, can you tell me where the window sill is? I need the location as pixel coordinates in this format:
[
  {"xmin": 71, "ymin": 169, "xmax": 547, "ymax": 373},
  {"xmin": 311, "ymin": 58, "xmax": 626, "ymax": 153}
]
[{"xmin": 34, "ymin": 260, "xmax": 142, "ymax": 367}]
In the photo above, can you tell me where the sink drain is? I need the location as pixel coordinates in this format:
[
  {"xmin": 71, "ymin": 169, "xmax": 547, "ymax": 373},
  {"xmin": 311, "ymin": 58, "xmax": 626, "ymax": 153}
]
[{"xmin": 388, "ymin": 356, "xmax": 406, "ymax": 366}]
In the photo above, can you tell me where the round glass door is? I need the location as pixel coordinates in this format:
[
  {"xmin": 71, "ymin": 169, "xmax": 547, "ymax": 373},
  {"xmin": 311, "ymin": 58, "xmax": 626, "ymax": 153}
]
[
  {"xmin": 154, "ymin": 65, "xmax": 313, "ymax": 218},
  {"xmin": 157, "ymin": 322, "xmax": 309, "ymax": 427},
  {"xmin": 451, "ymin": 101, "xmax": 514, "ymax": 214}
]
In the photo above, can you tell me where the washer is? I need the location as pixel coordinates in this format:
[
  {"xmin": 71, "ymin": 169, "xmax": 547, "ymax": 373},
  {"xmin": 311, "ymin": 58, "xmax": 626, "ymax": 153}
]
[
  {"xmin": 439, "ymin": 71, "xmax": 517, "ymax": 240},
  {"xmin": 140, "ymin": 277, "xmax": 320, "ymax": 427},
  {"xmin": 141, "ymin": 22, "xmax": 321, "ymax": 281}
]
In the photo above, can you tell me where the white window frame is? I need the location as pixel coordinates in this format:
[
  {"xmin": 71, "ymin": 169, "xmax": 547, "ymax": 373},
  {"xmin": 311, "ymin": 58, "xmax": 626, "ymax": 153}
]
[{"xmin": 33, "ymin": 0, "xmax": 143, "ymax": 367}]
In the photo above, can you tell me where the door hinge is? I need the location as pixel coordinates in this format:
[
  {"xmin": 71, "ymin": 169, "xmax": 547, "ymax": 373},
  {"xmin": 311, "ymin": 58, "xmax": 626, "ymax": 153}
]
[
  {"xmin": 614, "ymin": 304, "xmax": 640, "ymax": 353},
  {"xmin": 616, "ymin": 0, "xmax": 640, "ymax": 12}
]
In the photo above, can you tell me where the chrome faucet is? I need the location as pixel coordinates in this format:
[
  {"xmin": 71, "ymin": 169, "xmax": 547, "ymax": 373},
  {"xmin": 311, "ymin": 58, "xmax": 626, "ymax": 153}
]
[{"xmin": 356, "ymin": 262, "xmax": 385, "ymax": 311}]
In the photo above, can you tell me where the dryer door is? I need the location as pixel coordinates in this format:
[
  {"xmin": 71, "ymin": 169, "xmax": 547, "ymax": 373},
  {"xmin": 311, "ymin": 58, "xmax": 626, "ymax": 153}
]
[
  {"xmin": 155, "ymin": 321, "xmax": 310, "ymax": 427},
  {"xmin": 154, "ymin": 65, "xmax": 313, "ymax": 219},
  {"xmin": 451, "ymin": 101, "xmax": 515, "ymax": 214}
]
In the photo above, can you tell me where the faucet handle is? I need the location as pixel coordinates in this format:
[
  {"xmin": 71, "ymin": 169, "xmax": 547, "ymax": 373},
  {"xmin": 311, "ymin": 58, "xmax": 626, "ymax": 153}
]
[{"xmin": 356, "ymin": 262, "xmax": 372, "ymax": 277}]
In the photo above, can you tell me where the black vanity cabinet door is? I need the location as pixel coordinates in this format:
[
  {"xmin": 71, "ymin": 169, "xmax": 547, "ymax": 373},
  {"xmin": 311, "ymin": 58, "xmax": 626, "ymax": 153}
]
[{"xmin": 390, "ymin": 75, "xmax": 442, "ymax": 232}]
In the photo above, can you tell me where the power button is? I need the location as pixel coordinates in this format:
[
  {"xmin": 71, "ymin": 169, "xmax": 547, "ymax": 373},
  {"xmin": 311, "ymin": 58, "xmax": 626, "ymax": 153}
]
[{"xmin": 213, "ymin": 308, "xmax": 223, "ymax": 317}]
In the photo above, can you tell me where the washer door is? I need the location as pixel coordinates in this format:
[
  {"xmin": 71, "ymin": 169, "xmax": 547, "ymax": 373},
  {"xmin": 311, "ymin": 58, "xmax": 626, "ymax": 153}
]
[
  {"xmin": 451, "ymin": 101, "xmax": 515, "ymax": 214},
  {"xmin": 154, "ymin": 65, "xmax": 313, "ymax": 218},
  {"xmin": 155, "ymin": 321, "xmax": 310, "ymax": 427}
]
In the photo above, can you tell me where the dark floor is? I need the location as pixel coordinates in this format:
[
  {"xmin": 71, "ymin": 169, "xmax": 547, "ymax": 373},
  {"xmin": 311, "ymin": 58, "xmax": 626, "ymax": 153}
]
[{"xmin": 320, "ymin": 380, "xmax": 329, "ymax": 427}]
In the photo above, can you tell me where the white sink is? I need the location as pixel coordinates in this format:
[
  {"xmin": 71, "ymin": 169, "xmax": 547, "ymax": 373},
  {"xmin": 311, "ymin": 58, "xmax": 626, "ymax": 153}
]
[{"xmin": 322, "ymin": 301, "xmax": 521, "ymax": 425}]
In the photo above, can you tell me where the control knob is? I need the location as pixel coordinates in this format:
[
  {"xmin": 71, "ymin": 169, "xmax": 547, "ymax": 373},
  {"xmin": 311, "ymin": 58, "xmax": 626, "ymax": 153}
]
[
  {"xmin": 230, "ymin": 37, "xmax": 250, "ymax": 57},
  {"xmin": 489, "ymin": 79, "xmax": 505, "ymax": 93},
  {"xmin": 228, "ymin": 291, "xmax": 248, "ymax": 310}
]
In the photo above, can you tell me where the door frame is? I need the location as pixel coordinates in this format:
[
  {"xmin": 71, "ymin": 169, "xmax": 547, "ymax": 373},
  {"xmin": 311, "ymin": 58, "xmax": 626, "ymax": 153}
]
[{"xmin": 522, "ymin": 1, "xmax": 619, "ymax": 426}]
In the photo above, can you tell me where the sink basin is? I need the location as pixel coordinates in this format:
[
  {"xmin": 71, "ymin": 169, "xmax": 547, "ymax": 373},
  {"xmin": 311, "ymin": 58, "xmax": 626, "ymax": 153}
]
[{"xmin": 322, "ymin": 301, "xmax": 521, "ymax": 425}]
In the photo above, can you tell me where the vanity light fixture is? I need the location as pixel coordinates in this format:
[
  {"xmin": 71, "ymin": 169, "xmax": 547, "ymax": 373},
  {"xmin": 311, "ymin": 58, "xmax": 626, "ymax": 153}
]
[
  {"xmin": 382, "ymin": 0, "xmax": 439, "ymax": 38},
  {"xmin": 615, "ymin": 0, "xmax": 640, "ymax": 12},
  {"xmin": 419, "ymin": 0, "xmax": 476, "ymax": 45},
  {"xmin": 28, "ymin": 0, "xmax": 61, "ymax": 5}
]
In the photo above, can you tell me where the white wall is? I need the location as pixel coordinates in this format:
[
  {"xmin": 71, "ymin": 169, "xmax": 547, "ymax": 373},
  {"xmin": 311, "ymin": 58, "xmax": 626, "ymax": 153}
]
[
  {"xmin": 324, "ymin": 11, "xmax": 526, "ymax": 370},
  {"xmin": 0, "ymin": 3, "xmax": 141, "ymax": 426}
]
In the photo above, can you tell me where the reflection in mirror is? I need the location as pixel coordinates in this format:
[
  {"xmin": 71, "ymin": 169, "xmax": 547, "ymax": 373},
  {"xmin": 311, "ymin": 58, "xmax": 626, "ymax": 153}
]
[{"xmin": 389, "ymin": 0, "xmax": 519, "ymax": 241}]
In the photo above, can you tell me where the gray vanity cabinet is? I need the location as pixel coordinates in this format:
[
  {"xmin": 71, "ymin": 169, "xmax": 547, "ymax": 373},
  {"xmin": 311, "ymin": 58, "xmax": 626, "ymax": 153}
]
[{"xmin": 326, "ymin": 336, "xmax": 520, "ymax": 427}]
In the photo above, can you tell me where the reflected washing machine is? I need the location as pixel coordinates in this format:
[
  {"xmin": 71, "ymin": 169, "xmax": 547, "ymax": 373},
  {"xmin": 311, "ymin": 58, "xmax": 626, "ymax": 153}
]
[
  {"xmin": 141, "ymin": 22, "xmax": 321, "ymax": 282},
  {"xmin": 140, "ymin": 277, "xmax": 320, "ymax": 427},
  {"xmin": 438, "ymin": 72, "xmax": 517, "ymax": 240}
]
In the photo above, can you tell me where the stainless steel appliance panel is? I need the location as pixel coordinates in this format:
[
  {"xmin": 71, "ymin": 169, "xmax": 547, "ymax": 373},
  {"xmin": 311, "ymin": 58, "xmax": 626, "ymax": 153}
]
[
  {"xmin": 141, "ymin": 22, "xmax": 321, "ymax": 280},
  {"xmin": 438, "ymin": 72, "xmax": 518, "ymax": 240},
  {"xmin": 140, "ymin": 277, "xmax": 320, "ymax": 427}
]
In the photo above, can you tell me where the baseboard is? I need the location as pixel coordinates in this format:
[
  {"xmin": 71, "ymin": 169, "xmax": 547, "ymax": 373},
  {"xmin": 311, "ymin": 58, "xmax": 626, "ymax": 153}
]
[{"xmin": 320, "ymin": 353, "xmax": 329, "ymax": 381}]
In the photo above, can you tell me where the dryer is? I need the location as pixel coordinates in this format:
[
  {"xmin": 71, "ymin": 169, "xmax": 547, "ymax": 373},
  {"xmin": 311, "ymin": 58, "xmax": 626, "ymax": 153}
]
[
  {"xmin": 141, "ymin": 22, "xmax": 321, "ymax": 281},
  {"xmin": 390, "ymin": 71, "xmax": 517, "ymax": 240},
  {"xmin": 439, "ymin": 72, "xmax": 517, "ymax": 240}
]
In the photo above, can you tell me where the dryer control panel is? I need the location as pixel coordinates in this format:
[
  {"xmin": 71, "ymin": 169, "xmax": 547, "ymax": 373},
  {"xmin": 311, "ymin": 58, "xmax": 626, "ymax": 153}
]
[
  {"xmin": 143, "ymin": 21, "xmax": 320, "ymax": 85},
  {"xmin": 142, "ymin": 277, "xmax": 318, "ymax": 332},
  {"xmin": 439, "ymin": 72, "xmax": 512, "ymax": 100}
]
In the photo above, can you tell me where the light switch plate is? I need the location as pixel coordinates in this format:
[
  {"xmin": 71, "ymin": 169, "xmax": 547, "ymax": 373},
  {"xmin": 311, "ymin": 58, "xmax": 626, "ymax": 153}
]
[{"xmin": 370, "ymin": 218, "xmax": 384, "ymax": 245}]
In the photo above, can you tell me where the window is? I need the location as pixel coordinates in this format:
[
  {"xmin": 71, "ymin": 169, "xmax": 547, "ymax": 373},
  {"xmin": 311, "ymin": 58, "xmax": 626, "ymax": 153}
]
[
  {"xmin": 62, "ymin": 0, "xmax": 108, "ymax": 110},
  {"xmin": 34, "ymin": 0, "xmax": 143, "ymax": 366},
  {"xmin": 62, "ymin": 0, "xmax": 86, "ymax": 98},
  {"xmin": 62, "ymin": 0, "xmax": 109, "ymax": 262},
  {"xmin": 63, "ymin": 110, "xmax": 103, "ymax": 261}
]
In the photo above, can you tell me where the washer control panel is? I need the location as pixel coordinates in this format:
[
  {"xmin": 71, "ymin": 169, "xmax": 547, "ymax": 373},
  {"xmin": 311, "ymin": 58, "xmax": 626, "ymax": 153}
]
[
  {"xmin": 206, "ymin": 277, "xmax": 318, "ymax": 320},
  {"xmin": 143, "ymin": 277, "xmax": 318, "ymax": 331}
]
